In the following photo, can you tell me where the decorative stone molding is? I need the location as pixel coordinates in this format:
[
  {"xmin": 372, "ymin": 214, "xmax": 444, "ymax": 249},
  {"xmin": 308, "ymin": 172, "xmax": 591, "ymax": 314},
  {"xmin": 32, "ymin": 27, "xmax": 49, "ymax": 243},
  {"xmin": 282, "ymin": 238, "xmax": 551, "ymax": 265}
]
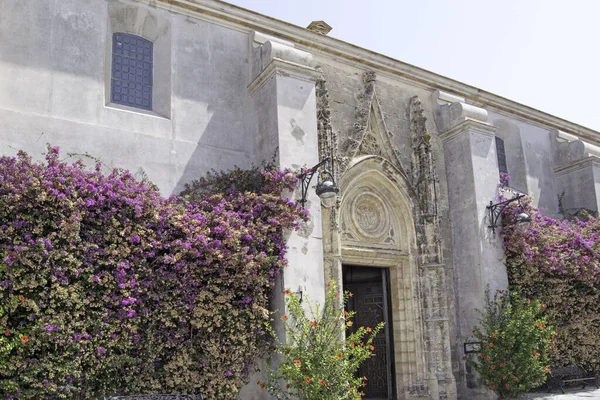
[
  {"xmin": 339, "ymin": 71, "xmax": 377, "ymax": 167},
  {"xmin": 409, "ymin": 97, "xmax": 456, "ymax": 399},
  {"xmin": 410, "ymin": 96, "xmax": 437, "ymax": 220},
  {"xmin": 432, "ymin": 90, "xmax": 489, "ymax": 134},
  {"xmin": 248, "ymin": 33, "xmax": 320, "ymax": 95},
  {"xmin": 339, "ymin": 71, "xmax": 409, "ymax": 181},
  {"xmin": 306, "ymin": 20, "xmax": 332, "ymax": 35},
  {"xmin": 250, "ymin": 31, "xmax": 295, "ymax": 47},
  {"xmin": 340, "ymin": 170, "xmax": 406, "ymax": 251},
  {"xmin": 437, "ymin": 119, "xmax": 497, "ymax": 144},
  {"xmin": 552, "ymin": 129, "xmax": 600, "ymax": 171}
]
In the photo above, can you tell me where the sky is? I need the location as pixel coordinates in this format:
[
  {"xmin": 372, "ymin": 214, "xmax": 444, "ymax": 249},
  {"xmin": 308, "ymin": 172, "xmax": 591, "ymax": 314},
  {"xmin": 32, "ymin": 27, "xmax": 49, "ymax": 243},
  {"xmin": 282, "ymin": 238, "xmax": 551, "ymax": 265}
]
[{"xmin": 226, "ymin": 0, "xmax": 600, "ymax": 132}]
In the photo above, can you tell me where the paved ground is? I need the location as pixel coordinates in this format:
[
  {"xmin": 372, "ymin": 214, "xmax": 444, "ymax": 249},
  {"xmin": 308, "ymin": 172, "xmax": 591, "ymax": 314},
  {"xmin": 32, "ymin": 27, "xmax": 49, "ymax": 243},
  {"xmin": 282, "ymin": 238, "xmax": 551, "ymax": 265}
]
[{"xmin": 516, "ymin": 387, "xmax": 600, "ymax": 399}]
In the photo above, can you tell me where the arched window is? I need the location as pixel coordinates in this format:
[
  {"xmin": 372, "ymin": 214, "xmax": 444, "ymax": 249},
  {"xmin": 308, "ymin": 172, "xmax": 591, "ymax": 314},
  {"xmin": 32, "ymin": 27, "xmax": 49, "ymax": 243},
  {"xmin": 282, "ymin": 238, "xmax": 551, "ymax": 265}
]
[{"xmin": 110, "ymin": 33, "xmax": 153, "ymax": 110}]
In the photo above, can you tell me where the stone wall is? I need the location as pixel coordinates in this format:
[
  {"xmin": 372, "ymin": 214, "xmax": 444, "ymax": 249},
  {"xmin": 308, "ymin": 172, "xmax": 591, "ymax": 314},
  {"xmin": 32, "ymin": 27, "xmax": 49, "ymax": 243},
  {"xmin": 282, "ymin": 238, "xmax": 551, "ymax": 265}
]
[
  {"xmin": 2, "ymin": 1, "xmax": 600, "ymax": 399},
  {"xmin": 0, "ymin": 0, "xmax": 259, "ymax": 196}
]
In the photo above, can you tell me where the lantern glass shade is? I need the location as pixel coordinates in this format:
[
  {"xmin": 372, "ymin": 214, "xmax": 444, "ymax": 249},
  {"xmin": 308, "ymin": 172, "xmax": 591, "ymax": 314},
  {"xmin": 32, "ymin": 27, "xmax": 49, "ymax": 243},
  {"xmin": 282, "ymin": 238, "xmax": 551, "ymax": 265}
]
[{"xmin": 315, "ymin": 171, "xmax": 339, "ymax": 200}]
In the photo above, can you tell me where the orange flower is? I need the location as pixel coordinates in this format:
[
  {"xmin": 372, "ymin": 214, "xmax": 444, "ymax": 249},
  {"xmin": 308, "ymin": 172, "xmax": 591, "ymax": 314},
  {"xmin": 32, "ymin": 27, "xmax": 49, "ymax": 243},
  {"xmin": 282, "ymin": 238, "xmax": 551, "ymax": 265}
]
[
  {"xmin": 19, "ymin": 295, "xmax": 24, "ymax": 302},
  {"xmin": 344, "ymin": 311, "xmax": 349, "ymax": 316},
  {"xmin": 363, "ymin": 376, "xmax": 368, "ymax": 381},
  {"xmin": 502, "ymin": 376, "xmax": 507, "ymax": 380},
  {"xmin": 489, "ymin": 385, "xmax": 495, "ymax": 389},
  {"xmin": 319, "ymin": 379, "xmax": 325, "ymax": 386},
  {"xmin": 479, "ymin": 353, "xmax": 484, "ymax": 359},
  {"xmin": 284, "ymin": 289, "xmax": 292, "ymax": 296},
  {"xmin": 283, "ymin": 314, "xmax": 288, "ymax": 321},
  {"xmin": 348, "ymin": 292, "xmax": 353, "ymax": 297},
  {"xmin": 369, "ymin": 345, "xmax": 375, "ymax": 351},
  {"xmin": 3, "ymin": 329, "xmax": 9, "ymax": 336},
  {"xmin": 513, "ymin": 376, "xmax": 519, "ymax": 381},
  {"xmin": 366, "ymin": 327, "xmax": 372, "ymax": 332},
  {"xmin": 295, "ymin": 360, "xmax": 301, "ymax": 367},
  {"xmin": 21, "ymin": 336, "xmax": 29, "ymax": 344},
  {"xmin": 485, "ymin": 356, "xmax": 491, "ymax": 361},
  {"xmin": 337, "ymin": 353, "xmax": 343, "ymax": 359},
  {"xmin": 489, "ymin": 342, "xmax": 494, "ymax": 348},
  {"xmin": 347, "ymin": 321, "xmax": 353, "ymax": 327},
  {"xmin": 499, "ymin": 363, "xmax": 506, "ymax": 368},
  {"xmin": 310, "ymin": 321, "xmax": 317, "ymax": 327},
  {"xmin": 505, "ymin": 383, "xmax": 510, "ymax": 388},
  {"xmin": 351, "ymin": 342, "xmax": 355, "ymax": 348},
  {"xmin": 305, "ymin": 377, "xmax": 311, "ymax": 384},
  {"xmin": 490, "ymin": 365, "xmax": 496, "ymax": 370}
]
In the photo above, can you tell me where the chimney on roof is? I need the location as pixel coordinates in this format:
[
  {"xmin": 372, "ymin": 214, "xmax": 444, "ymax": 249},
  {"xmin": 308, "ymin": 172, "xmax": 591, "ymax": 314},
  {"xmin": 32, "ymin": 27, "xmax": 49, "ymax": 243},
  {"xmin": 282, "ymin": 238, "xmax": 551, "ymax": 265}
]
[{"xmin": 307, "ymin": 20, "xmax": 332, "ymax": 35}]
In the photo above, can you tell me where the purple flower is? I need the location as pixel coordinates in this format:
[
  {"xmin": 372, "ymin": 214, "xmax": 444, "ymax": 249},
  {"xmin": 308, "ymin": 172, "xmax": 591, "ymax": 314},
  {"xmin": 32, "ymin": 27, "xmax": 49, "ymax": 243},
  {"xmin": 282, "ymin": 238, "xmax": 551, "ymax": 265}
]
[
  {"xmin": 97, "ymin": 347, "xmax": 106, "ymax": 356},
  {"xmin": 43, "ymin": 325, "xmax": 60, "ymax": 333},
  {"xmin": 225, "ymin": 370, "xmax": 233, "ymax": 377}
]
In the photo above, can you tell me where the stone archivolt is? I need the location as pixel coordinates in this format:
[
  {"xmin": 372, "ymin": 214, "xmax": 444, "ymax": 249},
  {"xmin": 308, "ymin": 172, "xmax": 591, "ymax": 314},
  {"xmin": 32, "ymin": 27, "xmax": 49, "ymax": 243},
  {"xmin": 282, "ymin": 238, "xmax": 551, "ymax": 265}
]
[{"xmin": 318, "ymin": 71, "xmax": 456, "ymax": 398}]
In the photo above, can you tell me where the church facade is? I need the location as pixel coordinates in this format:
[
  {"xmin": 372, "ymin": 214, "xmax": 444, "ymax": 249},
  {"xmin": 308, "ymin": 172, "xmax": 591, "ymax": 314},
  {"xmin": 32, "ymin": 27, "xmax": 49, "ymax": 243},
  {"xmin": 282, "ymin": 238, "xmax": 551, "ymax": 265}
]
[{"xmin": 1, "ymin": 1, "xmax": 600, "ymax": 399}]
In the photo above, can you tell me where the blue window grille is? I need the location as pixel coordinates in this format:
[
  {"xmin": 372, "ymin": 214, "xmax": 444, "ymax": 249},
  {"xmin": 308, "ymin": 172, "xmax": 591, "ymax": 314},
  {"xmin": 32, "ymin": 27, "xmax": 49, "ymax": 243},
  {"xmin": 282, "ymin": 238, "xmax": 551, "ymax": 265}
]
[
  {"xmin": 495, "ymin": 137, "xmax": 508, "ymax": 174},
  {"xmin": 111, "ymin": 33, "xmax": 153, "ymax": 110}
]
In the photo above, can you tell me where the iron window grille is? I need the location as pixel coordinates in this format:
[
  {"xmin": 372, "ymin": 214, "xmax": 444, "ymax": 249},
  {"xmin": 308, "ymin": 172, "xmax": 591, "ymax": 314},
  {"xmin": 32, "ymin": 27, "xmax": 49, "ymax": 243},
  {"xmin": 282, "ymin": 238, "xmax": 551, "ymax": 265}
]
[
  {"xmin": 111, "ymin": 33, "xmax": 153, "ymax": 111},
  {"xmin": 495, "ymin": 136, "xmax": 508, "ymax": 175}
]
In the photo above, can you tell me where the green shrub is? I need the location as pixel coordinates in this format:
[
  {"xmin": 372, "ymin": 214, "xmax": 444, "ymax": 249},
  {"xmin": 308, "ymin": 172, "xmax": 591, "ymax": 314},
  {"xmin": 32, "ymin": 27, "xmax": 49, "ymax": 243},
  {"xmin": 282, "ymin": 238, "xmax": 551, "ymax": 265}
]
[
  {"xmin": 260, "ymin": 282, "xmax": 383, "ymax": 400},
  {"xmin": 467, "ymin": 289, "xmax": 555, "ymax": 398}
]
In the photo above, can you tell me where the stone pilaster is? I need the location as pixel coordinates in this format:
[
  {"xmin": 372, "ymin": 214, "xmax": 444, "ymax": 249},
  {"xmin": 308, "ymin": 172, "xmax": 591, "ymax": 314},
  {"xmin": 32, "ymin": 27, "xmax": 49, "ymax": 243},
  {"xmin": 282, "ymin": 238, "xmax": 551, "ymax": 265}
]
[
  {"xmin": 248, "ymin": 31, "xmax": 324, "ymax": 305},
  {"xmin": 238, "ymin": 32, "xmax": 324, "ymax": 400},
  {"xmin": 552, "ymin": 129, "xmax": 600, "ymax": 218},
  {"xmin": 433, "ymin": 90, "xmax": 505, "ymax": 399}
]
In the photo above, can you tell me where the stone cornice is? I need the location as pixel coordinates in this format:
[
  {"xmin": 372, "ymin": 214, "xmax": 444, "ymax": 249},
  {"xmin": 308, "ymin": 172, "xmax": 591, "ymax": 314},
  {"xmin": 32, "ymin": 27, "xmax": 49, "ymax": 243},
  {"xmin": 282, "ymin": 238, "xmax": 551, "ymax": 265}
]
[
  {"xmin": 152, "ymin": 0, "xmax": 600, "ymax": 144},
  {"xmin": 439, "ymin": 119, "xmax": 497, "ymax": 144},
  {"xmin": 554, "ymin": 155, "xmax": 600, "ymax": 176},
  {"xmin": 247, "ymin": 58, "xmax": 321, "ymax": 95}
]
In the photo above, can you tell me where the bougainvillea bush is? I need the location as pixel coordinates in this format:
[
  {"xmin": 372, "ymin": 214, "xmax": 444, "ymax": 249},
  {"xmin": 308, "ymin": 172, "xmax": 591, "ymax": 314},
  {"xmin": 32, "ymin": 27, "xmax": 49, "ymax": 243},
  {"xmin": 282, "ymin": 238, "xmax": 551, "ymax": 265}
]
[
  {"xmin": 0, "ymin": 147, "xmax": 306, "ymax": 399},
  {"xmin": 468, "ymin": 289, "xmax": 554, "ymax": 398},
  {"xmin": 501, "ymin": 194, "xmax": 600, "ymax": 367},
  {"xmin": 260, "ymin": 282, "xmax": 383, "ymax": 400}
]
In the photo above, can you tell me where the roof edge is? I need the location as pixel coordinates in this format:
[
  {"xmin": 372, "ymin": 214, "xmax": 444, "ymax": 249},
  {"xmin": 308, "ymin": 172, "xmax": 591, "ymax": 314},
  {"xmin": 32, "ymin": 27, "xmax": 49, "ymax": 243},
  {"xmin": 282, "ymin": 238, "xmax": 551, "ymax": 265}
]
[{"xmin": 156, "ymin": 0, "xmax": 600, "ymax": 144}]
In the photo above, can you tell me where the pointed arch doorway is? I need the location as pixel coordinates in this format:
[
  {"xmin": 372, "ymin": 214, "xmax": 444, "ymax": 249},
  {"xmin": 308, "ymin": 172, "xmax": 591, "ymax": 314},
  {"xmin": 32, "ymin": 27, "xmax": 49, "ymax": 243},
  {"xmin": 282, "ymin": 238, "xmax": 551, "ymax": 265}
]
[
  {"xmin": 322, "ymin": 156, "xmax": 430, "ymax": 399},
  {"xmin": 344, "ymin": 264, "xmax": 397, "ymax": 400}
]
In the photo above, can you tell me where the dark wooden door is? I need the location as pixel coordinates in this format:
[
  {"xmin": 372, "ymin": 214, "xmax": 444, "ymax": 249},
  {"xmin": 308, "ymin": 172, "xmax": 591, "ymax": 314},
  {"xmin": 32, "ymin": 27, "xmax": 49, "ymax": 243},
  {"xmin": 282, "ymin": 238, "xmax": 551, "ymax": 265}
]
[{"xmin": 343, "ymin": 265, "xmax": 396, "ymax": 400}]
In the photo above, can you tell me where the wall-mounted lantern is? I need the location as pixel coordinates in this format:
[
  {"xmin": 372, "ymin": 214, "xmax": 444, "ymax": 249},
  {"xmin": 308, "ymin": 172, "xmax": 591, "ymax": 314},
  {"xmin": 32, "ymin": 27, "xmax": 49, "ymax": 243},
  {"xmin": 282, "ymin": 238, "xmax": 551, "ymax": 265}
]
[{"xmin": 298, "ymin": 157, "xmax": 339, "ymax": 208}]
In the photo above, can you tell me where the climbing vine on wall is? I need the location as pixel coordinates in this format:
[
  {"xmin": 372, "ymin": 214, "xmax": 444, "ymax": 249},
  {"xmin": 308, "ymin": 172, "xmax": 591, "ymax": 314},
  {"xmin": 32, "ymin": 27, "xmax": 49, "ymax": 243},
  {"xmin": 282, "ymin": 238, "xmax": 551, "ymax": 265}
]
[
  {"xmin": 501, "ymin": 190, "xmax": 600, "ymax": 367},
  {"xmin": 0, "ymin": 147, "xmax": 306, "ymax": 399}
]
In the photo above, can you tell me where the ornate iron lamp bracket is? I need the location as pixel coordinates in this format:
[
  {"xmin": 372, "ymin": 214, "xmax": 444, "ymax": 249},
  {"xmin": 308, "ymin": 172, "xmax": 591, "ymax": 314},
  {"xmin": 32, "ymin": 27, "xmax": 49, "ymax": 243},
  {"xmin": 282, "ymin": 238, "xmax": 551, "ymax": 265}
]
[
  {"xmin": 298, "ymin": 156, "xmax": 331, "ymax": 208},
  {"xmin": 487, "ymin": 194, "xmax": 527, "ymax": 234}
]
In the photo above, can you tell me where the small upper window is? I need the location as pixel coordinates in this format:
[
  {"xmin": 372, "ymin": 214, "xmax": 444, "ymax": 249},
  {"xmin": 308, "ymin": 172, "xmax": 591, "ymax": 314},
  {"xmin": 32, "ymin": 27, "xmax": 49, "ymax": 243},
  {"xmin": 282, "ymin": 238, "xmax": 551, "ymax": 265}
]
[
  {"xmin": 495, "ymin": 136, "xmax": 508, "ymax": 174},
  {"xmin": 110, "ymin": 33, "xmax": 153, "ymax": 111}
]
